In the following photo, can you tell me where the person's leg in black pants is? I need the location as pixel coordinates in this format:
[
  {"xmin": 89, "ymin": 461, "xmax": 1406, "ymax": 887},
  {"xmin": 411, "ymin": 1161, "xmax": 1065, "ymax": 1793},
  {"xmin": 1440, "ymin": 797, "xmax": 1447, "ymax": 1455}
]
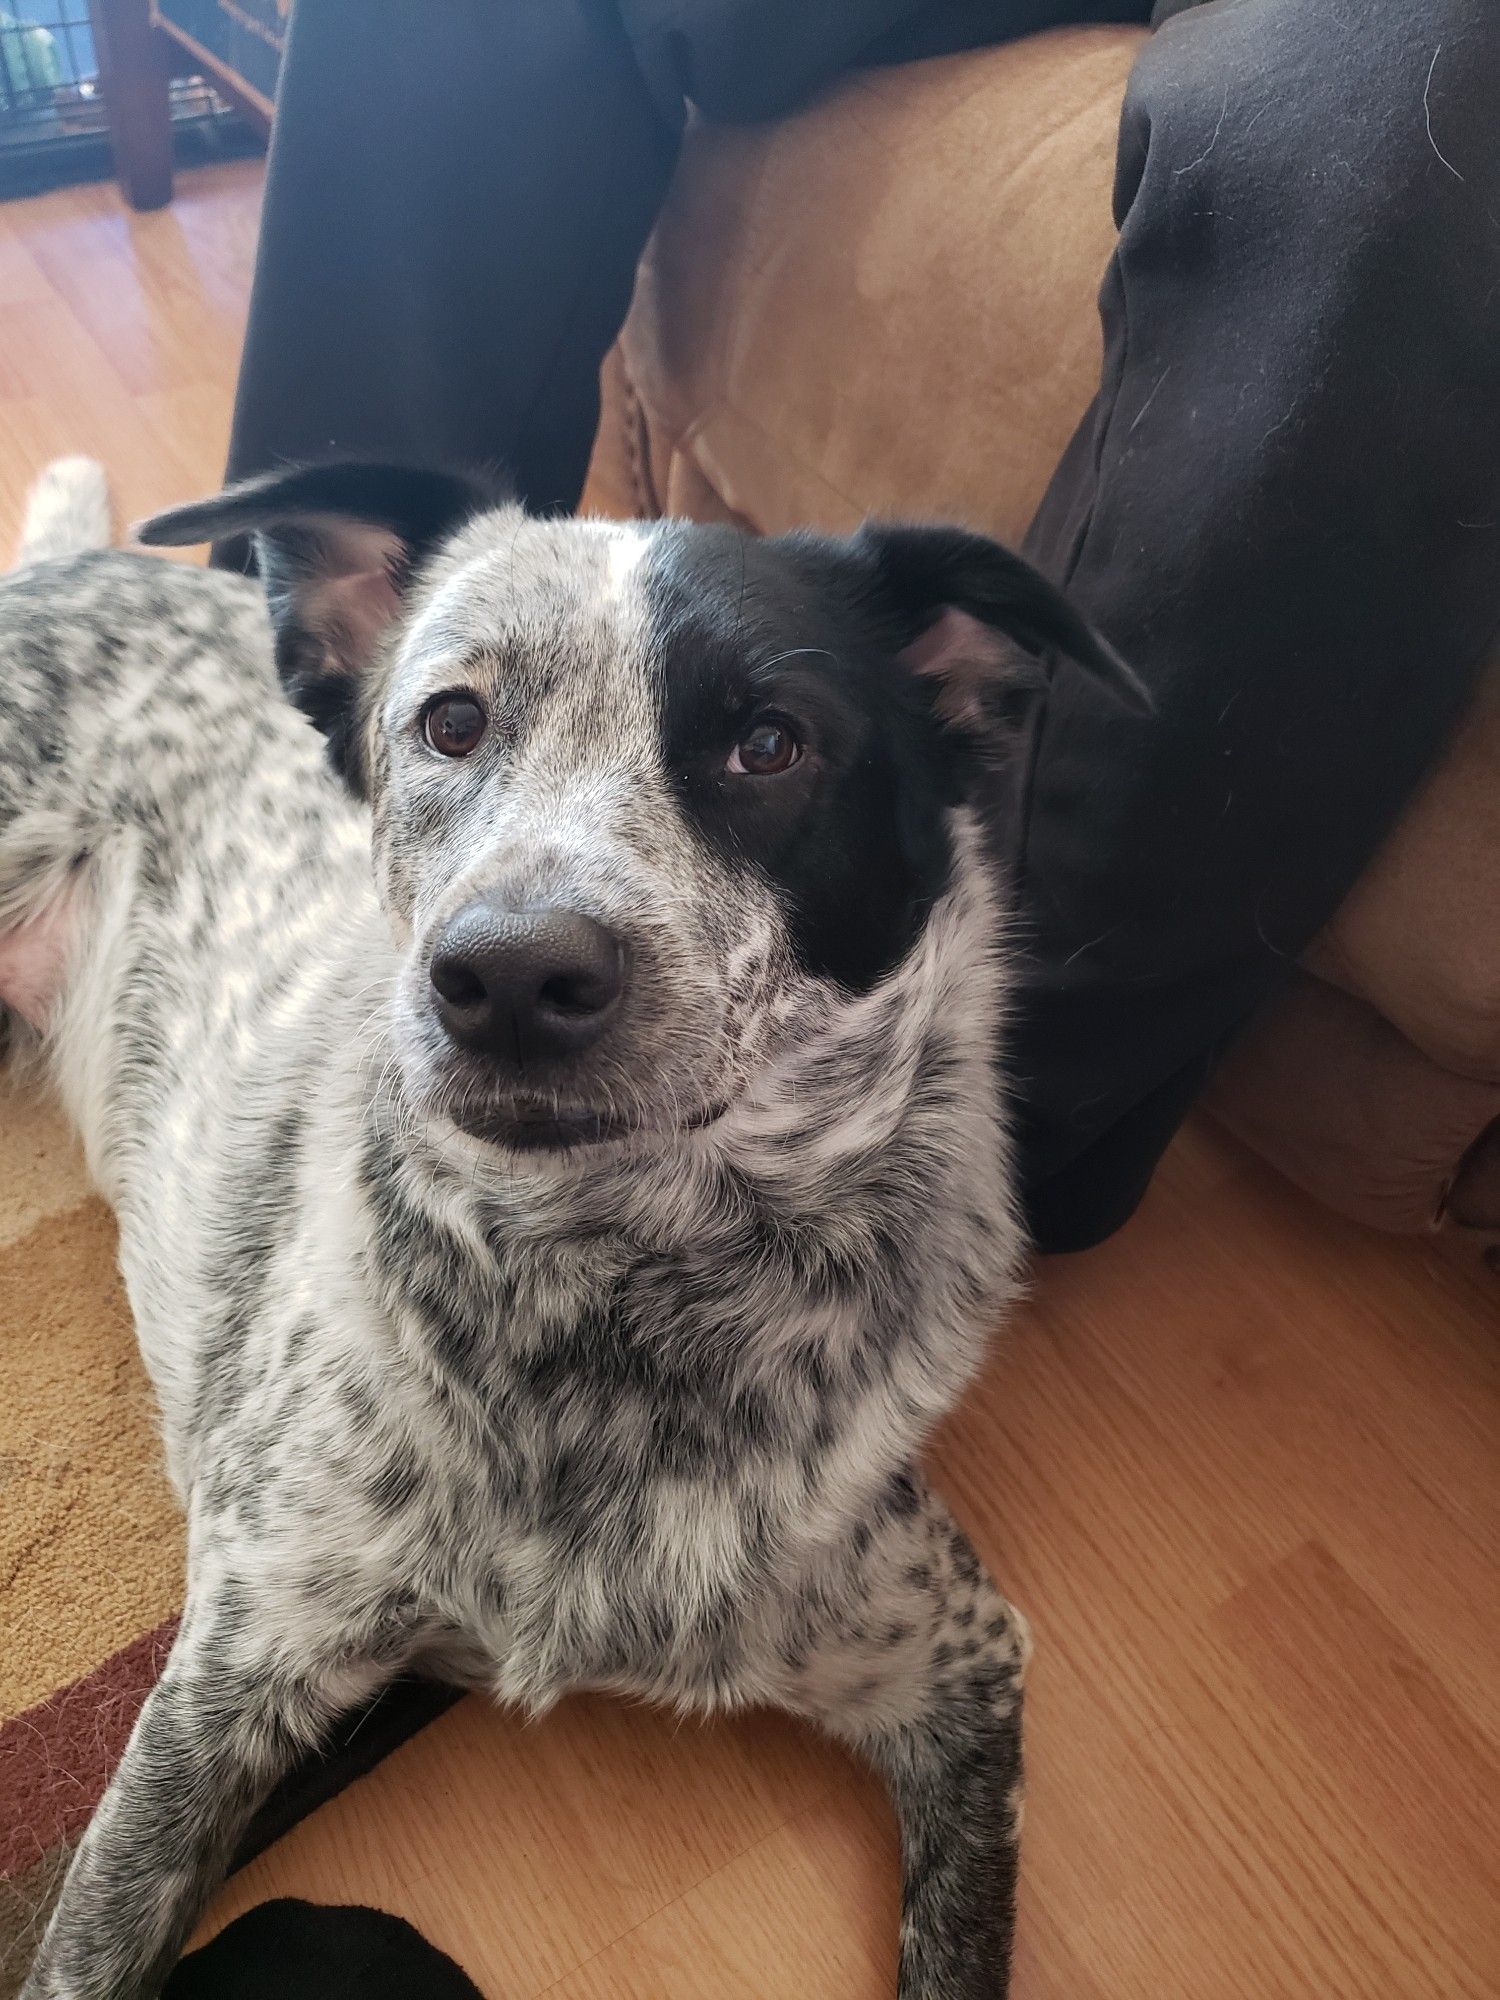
[
  {"xmin": 223, "ymin": 2, "xmax": 673, "ymax": 517},
  {"xmin": 1011, "ymin": 0, "xmax": 1500, "ymax": 1247}
]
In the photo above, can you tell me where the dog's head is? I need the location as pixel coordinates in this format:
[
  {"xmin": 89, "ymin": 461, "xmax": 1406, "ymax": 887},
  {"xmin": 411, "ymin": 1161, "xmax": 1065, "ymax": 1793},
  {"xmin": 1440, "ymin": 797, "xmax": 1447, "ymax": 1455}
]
[{"xmin": 140, "ymin": 466, "xmax": 1141, "ymax": 1157}]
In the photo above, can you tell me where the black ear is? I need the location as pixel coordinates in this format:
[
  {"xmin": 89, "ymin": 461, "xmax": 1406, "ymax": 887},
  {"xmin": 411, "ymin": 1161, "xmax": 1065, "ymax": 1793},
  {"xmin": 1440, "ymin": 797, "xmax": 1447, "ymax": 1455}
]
[
  {"xmin": 856, "ymin": 522, "xmax": 1149, "ymax": 728},
  {"xmin": 136, "ymin": 461, "xmax": 510, "ymax": 793}
]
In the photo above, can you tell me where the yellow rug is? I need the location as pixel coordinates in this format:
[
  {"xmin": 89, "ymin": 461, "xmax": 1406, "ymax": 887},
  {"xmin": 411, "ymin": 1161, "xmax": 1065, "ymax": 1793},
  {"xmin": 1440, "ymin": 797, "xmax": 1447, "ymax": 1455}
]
[
  {"xmin": 0, "ymin": 1072, "xmax": 453, "ymax": 1995},
  {"xmin": 0, "ymin": 1079, "xmax": 180, "ymax": 1991}
]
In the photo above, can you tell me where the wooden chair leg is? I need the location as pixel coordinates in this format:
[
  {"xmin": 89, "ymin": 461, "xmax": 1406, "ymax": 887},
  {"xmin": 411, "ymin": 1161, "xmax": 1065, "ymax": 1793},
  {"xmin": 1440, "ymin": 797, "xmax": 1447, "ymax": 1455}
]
[{"xmin": 88, "ymin": 0, "xmax": 173, "ymax": 210}]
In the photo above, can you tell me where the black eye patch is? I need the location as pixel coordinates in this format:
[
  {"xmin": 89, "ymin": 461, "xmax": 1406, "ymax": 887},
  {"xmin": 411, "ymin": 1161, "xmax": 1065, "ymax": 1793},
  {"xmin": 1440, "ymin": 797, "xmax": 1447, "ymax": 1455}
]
[{"xmin": 644, "ymin": 528, "xmax": 963, "ymax": 993}]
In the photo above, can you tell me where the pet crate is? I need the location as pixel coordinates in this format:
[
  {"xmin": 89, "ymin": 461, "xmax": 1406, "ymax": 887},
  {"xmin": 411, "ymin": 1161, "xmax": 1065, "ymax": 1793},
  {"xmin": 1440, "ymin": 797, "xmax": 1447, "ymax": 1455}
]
[{"xmin": 0, "ymin": 1, "xmax": 275, "ymax": 205}]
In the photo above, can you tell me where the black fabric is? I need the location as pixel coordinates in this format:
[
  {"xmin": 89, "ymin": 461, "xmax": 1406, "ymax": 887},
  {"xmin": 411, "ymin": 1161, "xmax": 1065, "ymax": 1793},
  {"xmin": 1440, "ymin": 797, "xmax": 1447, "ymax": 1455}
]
[
  {"xmin": 164, "ymin": 1900, "xmax": 484, "ymax": 2000},
  {"xmin": 618, "ymin": 0, "xmax": 1150, "ymax": 123},
  {"xmin": 224, "ymin": 1, "xmax": 675, "ymax": 520},
  {"xmin": 1011, "ymin": 0, "xmax": 1500, "ymax": 1246},
  {"xmin": 223, "ymin": 0, "xmax": 1500, "ymax": 1251}
]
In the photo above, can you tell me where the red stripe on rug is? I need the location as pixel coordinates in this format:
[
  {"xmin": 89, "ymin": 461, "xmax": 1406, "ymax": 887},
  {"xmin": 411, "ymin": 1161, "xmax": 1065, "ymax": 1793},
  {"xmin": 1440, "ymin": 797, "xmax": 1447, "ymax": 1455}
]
[{"xmin": 0, "ymin": 1618, "xmax": 178, "ymax": 1880}]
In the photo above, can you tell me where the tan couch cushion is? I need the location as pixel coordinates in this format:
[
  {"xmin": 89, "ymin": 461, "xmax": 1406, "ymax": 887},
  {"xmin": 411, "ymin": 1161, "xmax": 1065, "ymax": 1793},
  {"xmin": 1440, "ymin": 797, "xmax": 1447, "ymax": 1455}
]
[
  {"xmin": 1206, "ymin": 972, "xmax": 1500, "ymax": 1235},
  {"xmin": 588, "ymin": 25, "xmax": 1146, "ymax": 540},
  {"xmin": 1306, "ymin": 663, "xmax": 1500, "ymax": 1083},
  {"xmin": 1449, "ymin": 1120, "xmax": 1500, "ymax": 1232}
]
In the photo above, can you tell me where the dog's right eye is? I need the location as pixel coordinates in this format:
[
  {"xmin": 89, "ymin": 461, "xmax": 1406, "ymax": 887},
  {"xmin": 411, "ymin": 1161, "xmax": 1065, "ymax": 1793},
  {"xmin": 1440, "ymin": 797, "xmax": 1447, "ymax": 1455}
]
[{"xmin": 422, "ymin": 694, "xmax": 488, "ymax": 758}]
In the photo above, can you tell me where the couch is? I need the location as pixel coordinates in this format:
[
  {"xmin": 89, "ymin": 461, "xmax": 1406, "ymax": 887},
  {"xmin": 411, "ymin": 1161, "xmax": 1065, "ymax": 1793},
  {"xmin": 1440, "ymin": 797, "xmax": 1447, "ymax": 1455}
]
[{"xmin": 582, "ymin": 24, "xmax": 1500, "ymax": 1258}]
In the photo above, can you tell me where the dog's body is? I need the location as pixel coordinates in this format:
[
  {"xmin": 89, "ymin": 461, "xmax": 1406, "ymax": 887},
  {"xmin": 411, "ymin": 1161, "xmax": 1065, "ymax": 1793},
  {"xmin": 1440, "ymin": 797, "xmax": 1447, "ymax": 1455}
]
[{"xmin": 4, "ymin": 459, "xmax": 1134, "ymax": 1999}]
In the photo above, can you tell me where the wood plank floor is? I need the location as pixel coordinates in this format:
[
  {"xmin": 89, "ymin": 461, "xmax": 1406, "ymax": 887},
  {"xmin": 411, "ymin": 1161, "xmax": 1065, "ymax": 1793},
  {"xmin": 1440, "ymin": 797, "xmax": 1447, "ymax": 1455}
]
[
  {"xmin": 0, "ymin": 164, "xmax": 259, "ymax": 545},
  {"xmin": 1, "ymin": 166, "xmax": 1496, "ymax": 2000}
]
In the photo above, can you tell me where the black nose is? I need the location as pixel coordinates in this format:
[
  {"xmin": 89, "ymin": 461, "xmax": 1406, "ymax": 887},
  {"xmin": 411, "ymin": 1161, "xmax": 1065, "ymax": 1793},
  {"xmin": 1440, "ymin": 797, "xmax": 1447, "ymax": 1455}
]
[{"xmin": 429, "ymin": 903, "xmax": 625, "ymax": 1065}]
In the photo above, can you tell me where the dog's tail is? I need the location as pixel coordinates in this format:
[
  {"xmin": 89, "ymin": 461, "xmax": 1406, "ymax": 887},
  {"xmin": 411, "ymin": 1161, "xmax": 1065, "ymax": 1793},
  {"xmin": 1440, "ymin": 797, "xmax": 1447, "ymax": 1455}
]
[{"xmin": 14, "ymin": 456, "xmax": 112, "ymax": 568}]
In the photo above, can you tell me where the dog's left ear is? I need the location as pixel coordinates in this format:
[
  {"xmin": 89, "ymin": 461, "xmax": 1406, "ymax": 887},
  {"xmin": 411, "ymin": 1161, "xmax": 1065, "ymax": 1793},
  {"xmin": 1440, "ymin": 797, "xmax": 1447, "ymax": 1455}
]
[
  {"xmin": 137, "ymin": 462, "xmax": 507, "ymax": 794},
  {"xmin": 856, "ymin": 523, "xmax": 1149, "ymax": 729}
]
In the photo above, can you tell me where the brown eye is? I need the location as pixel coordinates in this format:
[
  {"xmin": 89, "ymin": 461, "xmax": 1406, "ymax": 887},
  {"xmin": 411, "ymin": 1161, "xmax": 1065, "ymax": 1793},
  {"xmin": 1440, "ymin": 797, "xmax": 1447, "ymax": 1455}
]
[
  {"xmin": 423, "ymin": 694, "xmax": 487, "ymax": 758},
  {"xmin": 728, "ymin": 719, "xmax": 801, "ymax": 776}
]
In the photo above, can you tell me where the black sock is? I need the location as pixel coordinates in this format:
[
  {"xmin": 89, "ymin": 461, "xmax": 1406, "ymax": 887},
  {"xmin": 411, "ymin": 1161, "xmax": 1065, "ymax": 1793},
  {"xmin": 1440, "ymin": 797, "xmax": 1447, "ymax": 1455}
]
[{"xmin": 164, "ymin": 1899, "xmax": 486, "ymax": 2000}]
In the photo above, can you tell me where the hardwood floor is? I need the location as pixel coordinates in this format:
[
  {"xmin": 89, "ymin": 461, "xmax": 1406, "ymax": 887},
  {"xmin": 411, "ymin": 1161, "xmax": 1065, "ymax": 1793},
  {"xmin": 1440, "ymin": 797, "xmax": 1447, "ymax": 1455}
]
[
  {"xmin": 0, "ymin": 162, "xmax": 258, "ymax": 549},
  {"xmin": 2, "ymin": 167, "xmax": 1496, "ymax": 2000}
]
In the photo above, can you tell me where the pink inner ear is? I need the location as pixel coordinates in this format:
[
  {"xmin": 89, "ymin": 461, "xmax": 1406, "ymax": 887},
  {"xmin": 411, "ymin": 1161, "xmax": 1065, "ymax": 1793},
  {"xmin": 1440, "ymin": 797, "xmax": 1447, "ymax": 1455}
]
[
  {"xmin": 900, "ymin": 607, "xmax": 1008, "ymax": 727},
  {"xmin": 317, "ymin": 566, "xmax": 403, "ymax": 675},
  {"xmin": 0, "ymin": 892, "xmax": 83, "ymax": 1030}
]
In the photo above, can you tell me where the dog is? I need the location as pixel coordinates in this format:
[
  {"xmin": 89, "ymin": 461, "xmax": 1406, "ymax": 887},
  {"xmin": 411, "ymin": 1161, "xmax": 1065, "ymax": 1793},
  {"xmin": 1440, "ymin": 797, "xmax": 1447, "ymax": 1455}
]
[{"xmin": 2, "ymin": 455, "xmax": 1139, "ymax": 1999}]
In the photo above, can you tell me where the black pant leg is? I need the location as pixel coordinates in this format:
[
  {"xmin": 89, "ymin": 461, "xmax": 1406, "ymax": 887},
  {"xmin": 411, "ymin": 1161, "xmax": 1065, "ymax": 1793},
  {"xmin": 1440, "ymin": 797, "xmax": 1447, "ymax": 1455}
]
[
  {"xmin": 1012, "ymin": 0, "xmax": 1500, "ymax": 1250},
  {"xmin": 224, "ymin": 0, "xmax": 680, "ymax": 515},
  {"xmin": 165, "ymin": 1899, "xmax": 482, "ymax": 1998}
]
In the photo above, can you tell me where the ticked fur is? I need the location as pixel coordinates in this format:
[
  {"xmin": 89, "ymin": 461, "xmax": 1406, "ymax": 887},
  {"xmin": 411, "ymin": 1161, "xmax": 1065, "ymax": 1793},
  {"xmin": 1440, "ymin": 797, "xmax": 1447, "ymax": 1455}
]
[{"xmin": 2, "ymin": 465, "xmax": 1062, "ymax": 2000}]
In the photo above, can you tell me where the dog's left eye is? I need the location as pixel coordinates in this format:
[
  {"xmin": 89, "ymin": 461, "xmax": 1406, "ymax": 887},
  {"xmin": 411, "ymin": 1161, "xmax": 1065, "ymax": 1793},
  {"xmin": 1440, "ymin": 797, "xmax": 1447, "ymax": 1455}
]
[
  {"xmin": 727, "ymin": 719, "xmax": 801, "ymax": 776},
  {"xmin": 423, "ymin": 694, "xmax": 488, "ymax": 758}
]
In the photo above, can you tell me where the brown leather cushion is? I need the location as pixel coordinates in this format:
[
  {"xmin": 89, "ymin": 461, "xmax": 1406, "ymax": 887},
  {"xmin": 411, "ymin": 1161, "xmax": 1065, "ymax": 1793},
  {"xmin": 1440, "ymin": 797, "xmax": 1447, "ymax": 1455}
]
[
  {"xmin": 588, "ymin": 25, "xmax": 1144, "ymax": 539},
  {"xmin": 1450, "ymin": 1120, "xmax": 1500, "ymax": 1231},
  {"xmin": 1306, "ymin": 664, "xmax": 1500, "ymax": 1084},
  {"xmin": 1206, "ymin": 972, "xmax": 1500, "ymax": 1235}
]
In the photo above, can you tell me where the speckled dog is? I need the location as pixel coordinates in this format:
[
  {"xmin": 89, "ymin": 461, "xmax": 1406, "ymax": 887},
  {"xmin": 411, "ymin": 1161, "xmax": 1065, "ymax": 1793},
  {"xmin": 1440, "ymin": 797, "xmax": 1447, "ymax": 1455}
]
[{"xmin": 3, "ymin": 457, "xmax": 1138, "ymax": 2000}]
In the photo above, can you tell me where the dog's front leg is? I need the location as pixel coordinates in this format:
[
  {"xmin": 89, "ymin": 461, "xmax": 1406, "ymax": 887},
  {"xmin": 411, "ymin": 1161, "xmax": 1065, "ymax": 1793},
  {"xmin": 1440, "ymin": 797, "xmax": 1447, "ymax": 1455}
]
[
  {"xmin": 22, "ymin": 1600, "xmax": 391, "ymax": 2000},
  {"xmin": 787, "ymin": 1479, "xmax": 1029, "ymax": 2000}
]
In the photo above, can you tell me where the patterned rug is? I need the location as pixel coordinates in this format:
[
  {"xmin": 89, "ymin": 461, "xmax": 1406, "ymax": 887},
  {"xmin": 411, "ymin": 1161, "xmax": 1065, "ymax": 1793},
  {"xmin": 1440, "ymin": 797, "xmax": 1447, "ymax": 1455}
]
[{"xmin": 0, "ymin": 1075, "xmax": 454, "ymax": 1995}]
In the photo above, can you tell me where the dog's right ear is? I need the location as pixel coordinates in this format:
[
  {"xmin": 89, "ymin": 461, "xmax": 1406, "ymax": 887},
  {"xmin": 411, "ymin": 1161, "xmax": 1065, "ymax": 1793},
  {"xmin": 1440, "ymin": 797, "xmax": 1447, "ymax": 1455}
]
[{"xmin": 136, "ymin": 462, "xmax": 507, "ymax": 794}]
